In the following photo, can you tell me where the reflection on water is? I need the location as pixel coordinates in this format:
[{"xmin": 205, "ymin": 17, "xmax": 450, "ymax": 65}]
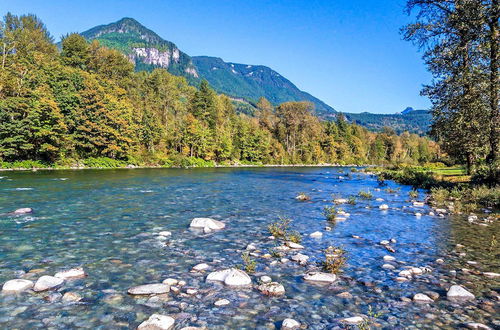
[{"xmin": 0, "ymin": 167, "xmax": 498, "ymax": 328}]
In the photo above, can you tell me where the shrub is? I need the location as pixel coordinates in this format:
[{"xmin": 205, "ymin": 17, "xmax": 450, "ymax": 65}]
[
  {"xmin": 358, "ymin": 190, "xmax": 373, "ymax": 199},
  {"xmin": 347, "ymin": 196, "xmax": 357, "ymax": 205},
  {"xmin": 318, "ymin": 246, "xmax": 347, "ymax": 274},
  {"xmin": 287, "ymin": 231, "xmax": 302, "ymax": 243},
  {"xmin": 268, "ymin": 217, "xmax": 291, "ymax": 240},
  {"xmin": 0, "ymin": 160, "xmax": 50, "ymax": 169},
  {"xmin": 241, "ymin": 252, "xmax": 256, "ymax": 273},
  {"xmin": 323, "ymin": 206, "xmax": 337, "ymax": 222},
  {"xmin": 83, "ymin": 157, "xmax": 126, "ymax": 168},
  {"xmin": 409, "ymin": 189, "xmax": 419, "ymax": 199}
]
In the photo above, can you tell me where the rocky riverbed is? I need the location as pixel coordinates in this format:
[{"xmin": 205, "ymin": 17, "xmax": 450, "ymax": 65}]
[{"xmin": 0, "ymin": 167, "xmax": 498, "ymax": 329}]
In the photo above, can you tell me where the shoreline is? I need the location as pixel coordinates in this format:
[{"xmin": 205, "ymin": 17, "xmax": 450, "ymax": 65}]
[{"xmin": 0, "ymin": 163, "xmax": 374, "ymax": 172}]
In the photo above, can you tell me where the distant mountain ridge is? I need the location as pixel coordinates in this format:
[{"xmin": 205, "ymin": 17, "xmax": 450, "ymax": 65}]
[
  {"xmin": 79, "ymin": 17, "xmax": 431, "ymax": 134},
  {"xmin": 80, "ymin": 17, "xmax": 335, "ymax": 116}
]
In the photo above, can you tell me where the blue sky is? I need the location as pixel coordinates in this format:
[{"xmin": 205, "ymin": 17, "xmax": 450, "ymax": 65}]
[{"xmin": 1, "ymin": 0, "xmax": 431, "ymax": 114}]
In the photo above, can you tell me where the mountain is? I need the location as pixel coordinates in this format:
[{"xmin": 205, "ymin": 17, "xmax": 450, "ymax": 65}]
[
  {"xmin": 80, "ymin": 18, "xmax": 335, "ymax": 116},
  {"xmin": 345, "ymin": 109, "xmax": 431, "ymax": 135},
  {"xmin": 80, "ymin": 18, "xmax": 198, "ymax": 77},
  {"xmin": 191, "ymin": 56, "xmax": 336, "ymax": 117}
]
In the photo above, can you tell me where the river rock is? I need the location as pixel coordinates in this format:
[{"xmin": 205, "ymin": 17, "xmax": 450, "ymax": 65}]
[
  {"xmin": 33, "ymin": 276, "xmax": 64, "ymax": 292},
  {"xmin": 257, "ymin": 282, "xmax": 285, "ymax": 296},
  {"xmin": 483, "ymin": 272, "xmax": 500, "ymax": 278},
  {"xmin": 342, "ymin": 316, "xmax": 364, "ymax": 325},
  {"xmin": 413, "ymin": 293, "xmax": 433, "ymax": 303},
  {"xmin": 309, "ymin": 231, "xmax": 323, "ymax": 238},
  {"xmin": 162, "ymin": 278, "xmax": 178, "ymax": 286},
  {"xmin": 282, "ymin": 318, "xmax": 300, "ymax": 329},
  {"xmin": 206, "ymin": 268, "xmax": 251, "ymax": 286},
  {"xmin": 413, "ymin": 202, "xmax": 425, "ymax": 207},
  {"xmin": 62, "ymin": 291, "xmax": 82, "ymax": 302},
  {"xmin": 303, "ymin": 272, "xmax": 336, "ymax": 283},
  {"xmin": 192, "ymin": 263, "xmax": 209, "ymax": 272},
  {"xmin": 410, "ymin": 267, "xmax": 423, "ymax": 275},
  {"xmin": 260, "ymin": 276, "xmax": 272, "ymax": 283},
  {"xmin": 285, "ymin": 241, "xmax": 304, "ymax": 249},
  {"xmin": 383, "ymin": 255, "xmax": 396, "ymax": 261},
  {"xmin": 138, "ymin": 314, "xmax": 175, "ymax": 330},
  {"xmin": 398, "ymin": 270, "xmax": 412, "ymax": 277},
  {"xmin": 447, "ymin": 285, "xmax": 475, "ymax": 300},
  {"xmin": 13, "ymin": 208, "xmax": 33, "ymax": 214},
  {"xmin": 334, "ymin": 198, "xmax": 348, "ymax": 204},
  {"xmin": 291, "ymin": 253, "xmax": 309, "ymax": 264},
  {"xmin": 465, "ymin": 323, "xmax": 493, "ymax": 330},
  {"xmin": 158, "ymin": 231, "xmax": 172, "ymax": 237},
  {"xmin": 382, "ymin": 264, "xmax": 395, "ymax": 270},
  {"xmin": 214, "ymin": 298, "xmax": 230, "ymax": 306},
  {"xmin": 189, "ymin": 218, "xmax": 225, "ymax": 232},
  {"xmin": 54, "ymin": 267, "xmax": 86, "ymax": 280},
  {"xmin": 295, "ymin": 194, "xmax": 310, "ymax": 201},
  {"xmin": 379, "ymin": 204, "xmax": 389, "ymax": 210},
  {"xmin": 128, "ymin": 283, "xmax": 170, "ymax": 295},
  {"xmin": 2, "ymin": 279, "xmax": 34, "ymax": 293}
]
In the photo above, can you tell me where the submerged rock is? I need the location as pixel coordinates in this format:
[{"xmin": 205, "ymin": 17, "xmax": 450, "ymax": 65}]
[
  {"xmin": 413, "ymin": 293, "xmax": 433, "ymax": 303},
  {"xmin": 309, "ymin": 231, "xmax": 323, "ymax": 238},
  {"xmin": 447, "ymin": 285, "xmax": 475, "ymax": 300},
  {"xmin": 128, "ymin": 283, "xmax": 170, "ymax": 295},
  {"xmin": 257, "ymin": 282, "xmax": 285, "ymax": 296},
  {"xmin": 281, "ymin": 318, "xmax": 301, "ymax": 329},
  {"xmin": 342, "ymin": 316, "xmax": 364, "ymax": 325},
  {"xmin": 295, "ymin": 194, "xmax": 310, "ymax": 201},
  {"xmin": 33, "ymin": 276, "xmax": 64, "ymax": 292},
  {"xmin": 62, "ymin": 291, "xmax": 82, "ymax": 302},
  {"xmin": 303, "ymin": 272, "xmax": 336, "ymax": 283},
  {"xmin": 206, "ymin": 268, "xmax": 251, "ymax": 287},
  {"xmin": 189, "ymin": 218, "xmax": 225, "ymax": 232},
  {"xmin": 13, "ymin": 208, "xmax": 33, "ymax": 214},
  {"xmin": 2, "ymin": 279, "xmax": 34, "ymax": 293},
  {"xmin": 214, "ymin": 298, "xmax": 230, "ymax": 306},
  {"xmin": 138, "ymin": 314, "xmax": 175, "ymax": 330},
  {"xmin": 54, "ymin": 267, "xmax": 86, "ymax": 280}
]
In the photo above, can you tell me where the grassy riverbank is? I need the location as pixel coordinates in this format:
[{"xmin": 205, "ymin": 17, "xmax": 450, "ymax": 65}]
[{"xmin": 371, "ymin": 164, "xmax": 499, "ymax": 213}]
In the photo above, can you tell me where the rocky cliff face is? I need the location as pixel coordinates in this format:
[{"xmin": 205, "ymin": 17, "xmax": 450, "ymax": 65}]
[{"xmin": 81, "ymin": 18, "xmax": 198, "ymax": 77}]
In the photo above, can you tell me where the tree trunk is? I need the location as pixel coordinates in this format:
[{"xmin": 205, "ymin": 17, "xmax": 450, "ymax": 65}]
[{"xmin": 487, "ymin": 0, "xmax": 499, "ymax": 178}]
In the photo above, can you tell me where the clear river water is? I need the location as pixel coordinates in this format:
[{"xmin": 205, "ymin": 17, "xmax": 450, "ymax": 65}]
[{"xmin": 0, "ymin": 167, "xmax": 498, "ymax": 329}]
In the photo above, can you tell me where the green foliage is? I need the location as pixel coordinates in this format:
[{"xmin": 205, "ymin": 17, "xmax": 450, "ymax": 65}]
[
  {"xmin": 82, "ymin": 157, "xmax": 126, "ymax": 168},
  {"xmin": 0, "ymin": 160, "xmax": 49, "ymax": 169},
  {"xmin": 318, "ymin": 246, "xmax": 347, "ymax": 274},
  {"xmin": 323, "ymin": 206, "xmax": 338, "ymax": 222},
  {"xmin": 267, "ymin": 217, "xmax": 301, "ymax": 243},
  {"xmin": 347, "ymin": 196, "xmax": 357, "ymax": 205},
  {"xmin": 358, "ymin": 190, "xmax": 373, "ymax": 199},
  {"xmin": 241, "ymin": 252, "xmax": 257, "ymax": 274}
]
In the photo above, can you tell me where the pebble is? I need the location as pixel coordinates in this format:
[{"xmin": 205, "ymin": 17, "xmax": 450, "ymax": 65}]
[
  {"xmin": 383, "ymin": 255, "xmax": 396, "ymax": 261},
  {"xmin": 281, "ymin": 318, "xmax": 300, "ymax": 329},
  {"xmin": 465, "ymin": 323, "xmax": 493, "ymax": 330},
  {"xmin": 128, "ymin": 283, "xmax": 170, "ymax": 295},
  {"xmin": 257, "ymin": 282, "xmax": 285, "ymax": 296},
  {"xmin": 398, "ymin": 270, "xmax": 412, "ymax": 277},
  {"xmin": 158, "ymin": 231, "xmax": 172, "ymax": 237},
  {"xmin": 342, "ymin": 316, "xmax": 364, "ymax": 325},
  {"xmin": 309, "ymin": 231, "xmax": 323, "ymax": 238},
  {"xmin": 413, "ymin": 293, "xmax": 433, "ymax": 303},
  {"xmin": 291, "ymin": 253, "xmax": 309, "ymax": 264},
  {"xmin": 62, "ymin": 291, "xmax": 82, "ymax": 302},
  {"xmin": 382, "ymin": 264, "xmax": 395, "ymax": 270},
  {"xmin": 33, "ymin": 276, "xmax": 64, "ymax": 292},
  {"xmin": 192, "ymin": 263, "xmax": 209, "ymax": 272},
  {"xmin": 379, "ymin": 204, "xmax": 389, "ymax": 210},
  {"xmin": 285, "ymin": 241, "xmax": 304, "ymax": 249},
  {"xmin": 260, "ymin": 276, "xmax": 272, "ymax": 283},
  {"xmin": 138, "ymin": 314, "xmax": 175, "ymax": 330},
  {"xmin": 162, "ymin": 278, "xmax": 179, "ymax": 286},
  {"xmin": 214, "ymin": 298, "xmax": 230, "ymax": 306},
  {"xmin": 303, "ymin": 272, "xmax": 336, "ymax": 283},
  {"xmin": 54, "ymin": 267, "xmax": 86, "ymax": 280}
]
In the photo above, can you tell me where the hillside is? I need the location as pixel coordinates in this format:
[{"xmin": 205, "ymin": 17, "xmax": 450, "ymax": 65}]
[
  {"xmin": 191, "ymin": 56, "xmax": 336, "ymax": 117},
  {"xmin": 80, "ymin": 18, "xmax": 336, "ymax": 116},
  {"xmin": 345, "ymin": 109, "xmax": 431, "ymax": 135}
]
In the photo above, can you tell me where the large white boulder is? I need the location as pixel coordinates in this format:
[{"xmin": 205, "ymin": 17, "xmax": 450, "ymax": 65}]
[
  {"xmin": 128, "ymin": 283, "xmax": 170, "ymax": 295},
  {"xmin": 34, "ymin": 276, "xmax": 64, "ymax": 292},
  {"xmin": 303, "ymin": 272, "xmax": 336, "ymax": 283},
  {"xmin": 138, "ymin": 314, "xmax": 175, "ymax": 330},
  {"xmin": 447, "ymin": 285, "xmax": 475, "ymax": 300},
  {"xmin": 189, "ymin": 218, "xmax": 225, "ymax": 232},
  {"xmin": 206, "ymin": 268, "xmax": 251, "ymax": 287},
  {"xmin": 2, "ymin": 279, "xmax": 34, "ymax": 293},
  {"xmin": 54, "ymin": 267, "xmax": 86, "ymax": 280}
]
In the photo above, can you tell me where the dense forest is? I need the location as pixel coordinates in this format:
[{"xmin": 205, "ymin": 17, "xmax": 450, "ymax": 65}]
[{"xmin": 0, "ymin": 13, "xmax": 439, "ymax": 168}]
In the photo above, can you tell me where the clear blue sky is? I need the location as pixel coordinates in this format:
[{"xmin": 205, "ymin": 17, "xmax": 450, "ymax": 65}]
[{"xmin": 1, "ymin": 0, "xmax": 431, "ymax": 114}]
